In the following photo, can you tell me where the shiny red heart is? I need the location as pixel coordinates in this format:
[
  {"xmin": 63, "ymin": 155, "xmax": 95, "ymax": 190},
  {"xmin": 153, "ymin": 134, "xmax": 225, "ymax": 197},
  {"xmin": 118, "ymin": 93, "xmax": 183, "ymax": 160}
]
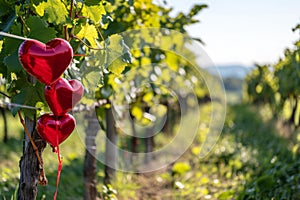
[
  {"xmin": 37, "ymin": 113, "xmax": 75, "ymax": 147},
  {"xmin": 18, "ymin": 38, "xmax": 73, "ymax": 85},
  {"xmin": 45, "ymin": 78, "xmax": 84, "ymax": 116}
]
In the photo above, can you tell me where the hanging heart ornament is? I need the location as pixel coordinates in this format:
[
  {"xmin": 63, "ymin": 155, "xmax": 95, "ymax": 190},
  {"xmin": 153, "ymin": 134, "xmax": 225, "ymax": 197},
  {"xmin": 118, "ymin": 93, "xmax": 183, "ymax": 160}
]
[
  {"xmin": 18, "ymin": 38, "xmax": 73, "ymax": 85},
  {"xmin": 37, "ymin": 113, "xmax": 76, "ymax": 147},
  {"xmin": 45, "ymin": 78, "xmax": 84, "ymax": 116}
]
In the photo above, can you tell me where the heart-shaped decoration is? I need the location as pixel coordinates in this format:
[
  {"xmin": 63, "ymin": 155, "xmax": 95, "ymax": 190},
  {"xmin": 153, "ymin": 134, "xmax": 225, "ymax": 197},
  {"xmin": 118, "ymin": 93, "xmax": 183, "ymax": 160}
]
[
  {"xmin": 45, "ymin": 78, "xmax": 84, "ymax": 116},
  {"xmin": 18, "ymin": 38, "xmax": 73, "ymax": 85},
  {"xmin": 37, "ymin": 113, "xmax": 75, "ymax": 147}
]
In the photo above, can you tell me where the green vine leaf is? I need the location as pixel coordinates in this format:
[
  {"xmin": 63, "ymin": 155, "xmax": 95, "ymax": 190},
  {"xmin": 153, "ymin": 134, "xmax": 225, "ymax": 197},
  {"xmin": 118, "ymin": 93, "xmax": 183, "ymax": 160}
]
[
  {"xmin": 0, "ymin": 0, "xmax": 12, "ymax": 17},
  {"xmin": 80, "ymin": 49, "xmax": 105, "ymax": 104},
  {"xmin": 1, "ymin": 24, "xmax": 22, "ymax": 55},
  {"xmin": 3, "ymin": 52, "xmax": 23, "ymax": 73},
  {"xmin": 0, "ymin": 24, "xmax": 22, "ymax": 78},
  {"xmin": 95, "ymin": 106, "xmax": 106, "ymax": 130},
  {"xmin": 26, "ymin": 16, "xmax": 57, "ymax": 43},
  {"xmin": 84, "ymin": 0, "xmax": 101, "ymax": 6},
  {"xmin": 11, "ymin": 82, "xmax": 45, "ymax": 117}
]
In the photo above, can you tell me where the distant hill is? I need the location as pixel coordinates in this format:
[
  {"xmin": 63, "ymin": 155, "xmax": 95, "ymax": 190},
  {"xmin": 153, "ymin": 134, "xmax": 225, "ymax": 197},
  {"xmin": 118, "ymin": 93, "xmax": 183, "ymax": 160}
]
[
  {"xmin": 205, "ymin": 65, "xmax": 254, "ymax": 79},
  {"xmin": 203, "ymin": 64, "xmax": 255, "ymax": 103}
]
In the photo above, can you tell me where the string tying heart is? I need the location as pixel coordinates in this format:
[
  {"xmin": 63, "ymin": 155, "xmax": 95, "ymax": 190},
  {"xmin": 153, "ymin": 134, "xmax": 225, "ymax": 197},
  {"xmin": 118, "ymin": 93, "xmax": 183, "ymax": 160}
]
[{"xmin": 37, "ymin": 114, "xmax": 75, "ymax": 199}]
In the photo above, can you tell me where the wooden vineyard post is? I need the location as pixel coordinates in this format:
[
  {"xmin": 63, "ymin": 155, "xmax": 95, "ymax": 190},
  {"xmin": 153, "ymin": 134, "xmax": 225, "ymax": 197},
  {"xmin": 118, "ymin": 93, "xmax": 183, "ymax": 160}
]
[
  {"xmin": 104, "ymin": 106, "xmax": 117, "ymax": 185},
  {"xmin": 84, "ymin": 110, "xmax": 99, "ymax": 200},
  {"xmin": 18, "ymin": 76, "xmax": 46, "ymax": 200},
  {"xmin": 144, "ymin": 126, "xmax": 154, "ymax": 164}
]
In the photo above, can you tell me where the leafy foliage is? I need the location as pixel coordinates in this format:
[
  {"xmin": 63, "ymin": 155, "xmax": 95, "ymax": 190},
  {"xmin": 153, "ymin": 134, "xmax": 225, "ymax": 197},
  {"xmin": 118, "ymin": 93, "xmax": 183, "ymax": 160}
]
[
  {"xmin": 245, "ymin": 31, "xmax": 300, "ymax": 124},
  {"xmin": 245, "ymin": 64, "xmax": 277, "ymax": 105}
]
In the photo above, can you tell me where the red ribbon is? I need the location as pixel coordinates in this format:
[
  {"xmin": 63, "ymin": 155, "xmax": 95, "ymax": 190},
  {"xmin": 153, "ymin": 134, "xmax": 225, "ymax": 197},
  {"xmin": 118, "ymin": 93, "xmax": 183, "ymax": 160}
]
[{"xmin": 53, "ymin": 120, "xmax": 63, "ymax": 200}]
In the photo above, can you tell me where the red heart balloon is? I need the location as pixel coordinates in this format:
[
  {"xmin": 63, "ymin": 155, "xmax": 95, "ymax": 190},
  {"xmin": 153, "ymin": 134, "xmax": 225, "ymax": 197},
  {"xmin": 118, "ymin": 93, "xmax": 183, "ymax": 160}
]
[
  {"xmin": 45, "ymin": 78, "xmax": 84, "ymax": 116},
  {"xmin": 37, "ymin": 113, "xmax": 75, "ymax": 147},
  {"xmin": 18, "ymin": 38, "xmax": 73, "ymax": 85}
]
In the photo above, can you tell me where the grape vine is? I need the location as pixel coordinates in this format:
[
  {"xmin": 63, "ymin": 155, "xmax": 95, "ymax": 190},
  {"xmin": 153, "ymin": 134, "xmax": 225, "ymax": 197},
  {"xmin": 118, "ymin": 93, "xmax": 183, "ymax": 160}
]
[{"xmin": 246, "ymin": 23, "xmax": 300, "ymax": 125}]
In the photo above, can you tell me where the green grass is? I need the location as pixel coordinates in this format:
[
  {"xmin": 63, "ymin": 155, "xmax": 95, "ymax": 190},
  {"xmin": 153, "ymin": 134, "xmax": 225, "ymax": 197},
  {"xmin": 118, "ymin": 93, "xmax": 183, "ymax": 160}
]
[
  {"xmin": 111, "ymin": 104, "xmax": 300, "ymax": 199},
  {"xmin": 0, "ymin": 103, "xmax": 299, "ymax": 199},
  {"xmin": 225, "ymin": 90, "xmax": 243, "ymax": 104}
]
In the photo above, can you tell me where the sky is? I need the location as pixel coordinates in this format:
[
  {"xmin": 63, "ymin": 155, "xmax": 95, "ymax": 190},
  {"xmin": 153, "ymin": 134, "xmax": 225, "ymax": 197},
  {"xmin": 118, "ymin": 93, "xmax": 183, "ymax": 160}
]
[{"xmin": 167, "ymin": 0, "xmax": 300, "ymax": 66}]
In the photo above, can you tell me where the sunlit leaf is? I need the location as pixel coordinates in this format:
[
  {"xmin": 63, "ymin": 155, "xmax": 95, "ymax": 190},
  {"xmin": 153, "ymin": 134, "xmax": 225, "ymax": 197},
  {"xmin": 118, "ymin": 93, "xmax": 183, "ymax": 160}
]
[
  {"xmin": 142, "ymin": 92, "xmax": 153, "ymax": 103},
  {"xmin": 34, "ymin": 0, "xmax": 68, "ymax": 24},
  {"xmin": 76, "ymin": 24, "xmax": 99, "ymax": 48},
  {"xmin": 218, "ymin": 190, "xmax": 235, "ymax": 200},
  {"xmin": 172, "ymin": 162, "xmax": 191, "ymax": 175},
  {"xmin": 165, "ymin": 52, "xmax": 179, "ymax": 71},
  {"xmin": 82, "ymin": 4, "xmax": 106, "ymax": 24},
  {"xmin": 106, "ymin": 34, "xmax": 131, "ymax": 75},
  {"xmin": 131, "ymin": 105, "xmax": 143, "ymax": 120}
]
